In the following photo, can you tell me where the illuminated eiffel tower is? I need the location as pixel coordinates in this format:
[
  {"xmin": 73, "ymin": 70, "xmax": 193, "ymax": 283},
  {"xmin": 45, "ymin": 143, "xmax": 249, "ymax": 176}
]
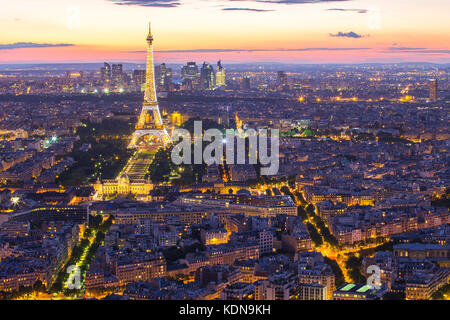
[{"xmin": 128, "ymin": 23, "xmax": 171, "ymax": 149}]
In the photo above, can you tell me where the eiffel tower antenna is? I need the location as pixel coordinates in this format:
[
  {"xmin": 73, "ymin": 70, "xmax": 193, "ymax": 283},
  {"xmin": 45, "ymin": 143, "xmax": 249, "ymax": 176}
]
[
  {"xmin": 148, "ymin": 22, "xmax": 152, "ymax": 39},
  {"xmin": 129, "ymin": 23, "xmax": 171, "ymax": 149}
]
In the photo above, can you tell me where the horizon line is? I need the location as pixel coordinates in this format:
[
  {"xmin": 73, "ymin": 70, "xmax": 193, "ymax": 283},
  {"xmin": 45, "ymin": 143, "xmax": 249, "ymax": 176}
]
[{"xmin": 0, "ymin": 61, "xmax": 449, "ymax": 66}]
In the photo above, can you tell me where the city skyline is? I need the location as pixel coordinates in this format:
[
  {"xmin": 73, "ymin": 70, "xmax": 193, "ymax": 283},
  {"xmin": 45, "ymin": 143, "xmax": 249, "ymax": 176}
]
[{"xmin": 1, "ymin": 0, "xmax": 450, "ymax": 64}]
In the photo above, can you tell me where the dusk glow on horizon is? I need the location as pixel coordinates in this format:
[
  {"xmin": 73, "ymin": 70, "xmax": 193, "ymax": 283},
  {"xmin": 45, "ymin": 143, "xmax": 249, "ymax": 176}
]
[{"xmin": 1, "ymin": 0, "xmax": 449, "ymax": 64}]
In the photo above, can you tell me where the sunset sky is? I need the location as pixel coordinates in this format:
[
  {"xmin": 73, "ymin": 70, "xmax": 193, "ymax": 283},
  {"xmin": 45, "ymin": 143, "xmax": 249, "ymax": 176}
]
[{"xmin": 1, "ymin": 0, "xmax": 449, "ymax": 64}]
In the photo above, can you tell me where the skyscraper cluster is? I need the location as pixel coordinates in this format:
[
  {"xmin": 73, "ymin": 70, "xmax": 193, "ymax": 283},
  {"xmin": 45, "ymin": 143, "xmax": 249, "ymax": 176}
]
[
  {"xmin": 100, "ymin": 62, "xmax": 127, "ymax": 88},
  {"xmin": 180, "ymin": 61, "xmax": 226, "ymax": 90}
]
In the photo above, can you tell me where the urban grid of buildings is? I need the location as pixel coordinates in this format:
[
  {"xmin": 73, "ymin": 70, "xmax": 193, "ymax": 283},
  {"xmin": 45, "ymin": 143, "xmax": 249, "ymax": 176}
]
[{"xmin": 0, "ymin": 25, "xmax": 448, "ymax": 301}]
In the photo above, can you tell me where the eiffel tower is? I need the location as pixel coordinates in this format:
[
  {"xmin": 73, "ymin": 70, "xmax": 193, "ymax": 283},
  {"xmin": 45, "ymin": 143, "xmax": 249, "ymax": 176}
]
[{"xmin": 128, "ymin": 23, "xmax": 171, "ymax": 149}]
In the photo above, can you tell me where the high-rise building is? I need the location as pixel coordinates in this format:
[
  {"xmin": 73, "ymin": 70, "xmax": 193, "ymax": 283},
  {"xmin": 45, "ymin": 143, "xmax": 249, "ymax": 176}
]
[
  {"xmin": 181, "ymin": 62, "xmax": 200, "ymax": 83},
  {"xmin": 112, "ymin": 64, "xmax": 123, "ymax": 77},
  {"xmin": 100, "ymin": 63, "xmax": 111, "ymax": 83},
  {"xmin": 429, "ymin": 79, "xmax": 437, "ymax": 101},
  {"xmin": 155, "ymin": 63, "xmax": 172, "ymax": 90},
  {"xmin": 241, "ymin": 76, "xmax": 251, "ymax": 91},
  {"xmin": 164, "ymin": 65, "xmax": 173, "ymax": 90},
  {"xmin": 277, "ymin": 71, "xmax": 288, "ymax": 87},
  {"xmin": 155, "ymin": 63, "xmax": 164, "ymax": 86},
  {"xmin": 133, "ymin": 70, "xmax": 146, "ymax": 88},
  {"xmin": 216, "ymin": 60, "xmax": 226, "ymax": 87},
  {"xmin": 112, "ymin": 64, "xmax": 124, "ymax": 86},
  {"xmin": 200, "ymin": 62, "xmax": 215, "ymax": 90}
]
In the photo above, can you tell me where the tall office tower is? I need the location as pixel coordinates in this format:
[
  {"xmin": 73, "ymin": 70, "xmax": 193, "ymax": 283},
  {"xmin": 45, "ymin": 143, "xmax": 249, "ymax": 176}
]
[
  {"xmin": 216, "ymin": 60, "xmax": 226, "ymax": 87},
  {"xmin": 429, "ymin": 79, "xmax": 437, "ymax": 101},
  {"xmin": 128, "ymin": 23, "xmax": 171, "ymax": 149},
  {"xmin": 200, "ymin": 62, "xmax": 215, "ymax": 90},
  {"xmin": 112, "ymin": 64, "xmax": 123, "ymax": 77},
  {"xmin": 163, "ymin": 64, "xmax": 172, "ymax": 89},
  {"xmin": 100, "ymin": 62, "xmax": 111, "ymax": 83},
  {"xmin": 112, "ymin": 64, "xmax": 123, "ymax": 83},
  {"xmin": 164, "ymin": 67, "xmax": 173, "ymax": 89},
  {"xmin": 181, "ymin": 62, "xmax": 200, "ymax": 84},
  {"xmin": 133, "ymin": 70, "xmax": 146, "ymax": 88},
  {"xmin": 155, "ymin": 63, "xmax": 166, "ymax": 86},
  {"xmin": 241, "ymin": 76, "xmax": 251, "ymax": 91},
  {"xmin": 156, "ymin": 63, "xmax": 173, "ymax": 90},
  {"xmin": 277, "ymin": 71, "xmax": 288, "ymax": 87}
]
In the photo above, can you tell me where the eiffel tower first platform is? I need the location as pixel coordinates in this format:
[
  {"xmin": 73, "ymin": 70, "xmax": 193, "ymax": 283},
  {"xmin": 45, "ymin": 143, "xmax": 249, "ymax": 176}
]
[{"xmin": 128, "ymin": 23, "xmax": 171, "ymax": 150}]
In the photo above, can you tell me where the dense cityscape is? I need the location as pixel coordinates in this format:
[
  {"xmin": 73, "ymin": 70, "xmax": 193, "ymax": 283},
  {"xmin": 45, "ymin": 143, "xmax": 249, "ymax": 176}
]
[{"xmin": 0, "ymin": 1, "xmax": 449, "ymax": 305}]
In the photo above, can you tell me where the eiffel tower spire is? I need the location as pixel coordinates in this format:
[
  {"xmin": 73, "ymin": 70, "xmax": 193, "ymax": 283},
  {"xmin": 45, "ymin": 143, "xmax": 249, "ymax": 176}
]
[
  {"xmin": 148, "ymin": 22, "xmax": 152, "ymax": 39},
  {"xmin": 144, "ymin": 22, "xmax": 157, "ymax": 104},
  {"xmin": 129, "ymin": 23, "xmax": 171, "ymax": 149}
]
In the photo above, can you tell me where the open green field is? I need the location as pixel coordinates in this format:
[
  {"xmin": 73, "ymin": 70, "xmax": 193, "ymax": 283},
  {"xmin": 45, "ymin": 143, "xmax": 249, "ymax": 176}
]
[{"xmin": 120, "ymin": 151, "xmax": 156, "ymax": 180}]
